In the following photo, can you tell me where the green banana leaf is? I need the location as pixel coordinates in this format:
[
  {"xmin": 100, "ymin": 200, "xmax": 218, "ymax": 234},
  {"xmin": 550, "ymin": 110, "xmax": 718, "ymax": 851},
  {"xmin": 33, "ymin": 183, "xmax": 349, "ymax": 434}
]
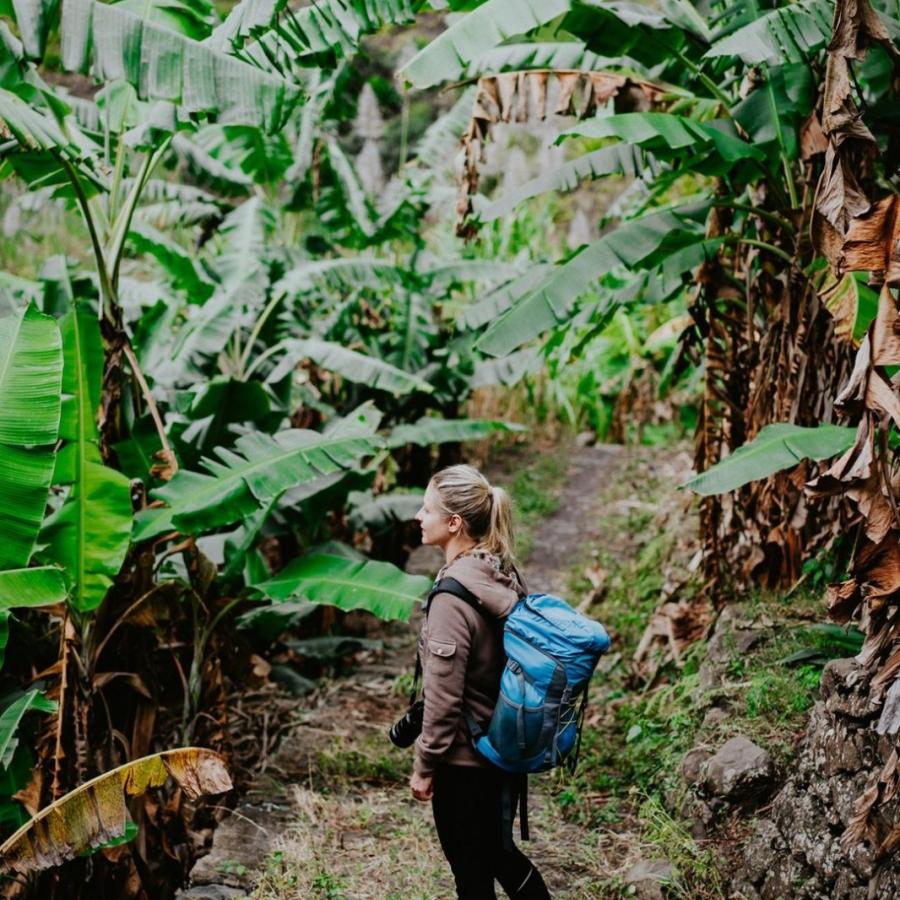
[
  {"xmin": 425, "ymin": 260, "xmax": 521, "ymax": 289},
  {"xmin": 386, "ymin": 417, "xmax": 526, "ymax": 448},
  {"xmin": 414, "ymin": 88, "xmax": 476, "ymax": 170},
  {"xmin": 266, "ymin": 338, "xmax": 433, "ymax": 396},
  {"xmin": 0, "ymin": 302, "xmax": 62, "ymax": 569},
  {"xmin": 274, "ymin": 258, "xmax": 404, "ymax": 297},
  {"xmin": 0, "ymin": 567, "xmax": 67, "ymax": 608},
  {"xmin": 459, "ymin": 267, "xmax": 552, "ymax": 331},
  {"xmin": 479, "ymin": 145, "xmax": 647, "ymax": 223},
  {"xmin": 731, "ymin": 64, "xmax": 816, "ymax": 162},
  {"xmin": 0, "ymin": 450, "xmax": 59, "ymax": 568},
  {"xmin": 133, "ymin": 179, "xmax": 225, "ymax": 229},
  {"xmin": 39, "ymin": 307, "xmax": 132, "ymax": 613},
  {"xmin": 0, "ymin": 299, "xmax": 62, "ymax": 447},
  {"xmin": 115, "ymin": 0, "xmax": 216, "ymax": 39},
  {"xmin": 683, "ymin": 423, "xmax": 857, "ymax": 496},
  {"xmin": 251, "ymin": 550, "xmax": 431, "ymax": 622},
  {"xmin": 127, "ymin": 224, "xmax": 215, "ymax": 301},
  {"xmin": 398, "ymin": 0, "xmax": 571, "ymax": 89},
  {"xmin": 471, "ymin": 348, "xmax": 542, "ymax": 388},
  {"xmin": 347, "ymin": 490, "xmax": 424, "ymax": 534},
  {"xmin": 133, "ymin": 405, "xmax": 384, "ymax": 541},
  {"xmin": 210, "ymin": 196, "xmax": 274, "ymax": 286},
  {"xmin": 40, "ymin": 463, "xmax": 134, "ymax": 612},
  {"xmin": 207, "ymin": 0, "xmax": 284, "ymax": 50},
  {"xmin": 461, "ymin": 41, "xmax": 621, "ymax": 76},
  {"xmin": 324, "ymin": 138, "xmax": 376, "ymax": 237},
  {"xmin": 170, "ymin": 134, "xmax": 255, "ymax": 196},
  {"xmin": 0, "ymin": 745, "xmax": 35, "ymax": 832},
  {"xmin": 187, "ymin": 123, "xmax": 294, "ymax": 185},
  {"xmin": 0, "ymin": 86, "xmax": 107, "ymax": 192},
  {"xmin": 561, "ymin": 1, "xmax": 690, "ymax": 74},
  {"xmin": 53, "ymin": 306, "xmax": 103, "ymax": 482},
  {"xmin": 0, "ymin": 691, "xmax": 57, "ymax": 770},
  {"xmin": 58, "ymin": 0, "xmax": 299, "ymax": 130},
  {"xmin": 242, "ymin": 0, "xmax": 417, "ymax": 67},
  {"xmin": 704, "ymin": 0, "xmax": 832, "ymax": 66},
  {"xmin": 560, "ymin": 113, "xmax": 765, "ymax": 164},
  {"xmin": 4, "ymin": 0, "xmax": 58, "ymax": 59},
  {"xmin": 477, "ymin": 204, "xmax": 709, "ymax": 357},
  {"xmin": 163, "ymin": 292, "xmax": 245, "ymax": 385}
]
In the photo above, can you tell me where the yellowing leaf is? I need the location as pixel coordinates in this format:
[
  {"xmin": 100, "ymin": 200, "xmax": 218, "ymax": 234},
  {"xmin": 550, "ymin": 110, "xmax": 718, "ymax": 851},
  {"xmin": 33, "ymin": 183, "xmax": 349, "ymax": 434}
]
[{"xmin": 0, "ymin": 748, "xmax": 231, "ymax": 874}]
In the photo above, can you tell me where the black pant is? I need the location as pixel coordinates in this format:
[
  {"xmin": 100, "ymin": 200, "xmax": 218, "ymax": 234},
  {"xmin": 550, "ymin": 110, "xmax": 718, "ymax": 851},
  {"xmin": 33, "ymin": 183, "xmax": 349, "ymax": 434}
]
[{"xmin": 431, "ymin": 764, "xmax": 551, "ymax": 900}]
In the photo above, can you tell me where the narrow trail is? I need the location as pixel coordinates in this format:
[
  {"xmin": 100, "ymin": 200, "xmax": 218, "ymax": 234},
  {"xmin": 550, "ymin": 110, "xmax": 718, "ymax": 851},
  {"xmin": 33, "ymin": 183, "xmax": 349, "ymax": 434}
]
[{"xmin": 183, "ymin": 444, "xmax": 632, "ymax": 900}]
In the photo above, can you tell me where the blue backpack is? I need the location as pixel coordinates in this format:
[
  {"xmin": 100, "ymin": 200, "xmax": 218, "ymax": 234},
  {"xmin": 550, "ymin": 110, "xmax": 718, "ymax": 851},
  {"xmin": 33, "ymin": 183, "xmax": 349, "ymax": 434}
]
[{"xmin": 427, "ymin": 578, "xmax": 611, "ymax": 775}]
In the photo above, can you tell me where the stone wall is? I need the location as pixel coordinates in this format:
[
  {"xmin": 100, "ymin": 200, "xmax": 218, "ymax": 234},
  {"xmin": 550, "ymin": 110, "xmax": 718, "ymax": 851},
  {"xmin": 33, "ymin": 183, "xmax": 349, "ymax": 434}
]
[{"xmin": 733, "ymin": 660, "xmax": 900, "ymax": 899}]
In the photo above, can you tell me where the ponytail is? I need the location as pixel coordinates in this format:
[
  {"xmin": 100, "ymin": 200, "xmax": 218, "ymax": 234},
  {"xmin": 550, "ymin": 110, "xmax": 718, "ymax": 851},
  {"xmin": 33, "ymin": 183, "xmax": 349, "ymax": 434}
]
[
  {"xmin": 430, "ymin": 465, "xmax": 517, "ymax": 568},
  {"xmin": 485, "ymin": 485, "xmax": 515, "ymax": 566}
]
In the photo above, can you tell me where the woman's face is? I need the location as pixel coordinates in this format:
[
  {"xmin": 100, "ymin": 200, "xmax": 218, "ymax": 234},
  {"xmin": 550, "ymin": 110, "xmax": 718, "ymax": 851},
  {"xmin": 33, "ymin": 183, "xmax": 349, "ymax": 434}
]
[{"xmin": 415, "ymin": 483, "xmax": 459, "ymax": 548}]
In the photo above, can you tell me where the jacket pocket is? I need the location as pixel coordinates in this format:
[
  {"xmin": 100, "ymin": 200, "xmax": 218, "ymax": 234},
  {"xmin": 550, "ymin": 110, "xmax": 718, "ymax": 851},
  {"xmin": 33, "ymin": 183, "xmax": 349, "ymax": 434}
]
[{"xmin": 427, "ymin": 638, "xmax": 457, "ymax": 676}]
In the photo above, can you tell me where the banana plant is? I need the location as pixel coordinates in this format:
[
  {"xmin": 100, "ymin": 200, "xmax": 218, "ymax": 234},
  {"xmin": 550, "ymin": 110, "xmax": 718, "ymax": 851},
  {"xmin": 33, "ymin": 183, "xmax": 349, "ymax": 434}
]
[
  {"xmin": 0, "ymin": 0, "xmax": 303, "ymax": 455},
  {"xmin": 400, "ymin": 0, "xmax": 897, "ymax": 595}
]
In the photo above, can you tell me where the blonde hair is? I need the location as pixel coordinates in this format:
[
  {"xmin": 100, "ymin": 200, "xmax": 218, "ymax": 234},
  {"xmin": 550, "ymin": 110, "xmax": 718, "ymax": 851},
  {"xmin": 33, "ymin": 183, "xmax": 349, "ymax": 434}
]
[{"xmin": 430, "ymin": 464, "xmax": 516, "ymax": 567}]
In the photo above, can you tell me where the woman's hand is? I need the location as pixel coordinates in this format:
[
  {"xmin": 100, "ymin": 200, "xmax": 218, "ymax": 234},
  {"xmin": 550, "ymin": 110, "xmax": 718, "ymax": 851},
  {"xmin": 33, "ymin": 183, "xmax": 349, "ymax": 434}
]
[{"xmin": 410, "ymin": 771, "xmax": 433, "ymax": 801}]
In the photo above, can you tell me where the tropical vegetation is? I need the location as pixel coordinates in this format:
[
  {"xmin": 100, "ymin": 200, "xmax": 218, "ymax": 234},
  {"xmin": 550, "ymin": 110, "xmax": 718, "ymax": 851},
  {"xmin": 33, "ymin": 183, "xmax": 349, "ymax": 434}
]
[{"xmin": 0, "ymin": 0, "xmax": 898, "ymax": 894}]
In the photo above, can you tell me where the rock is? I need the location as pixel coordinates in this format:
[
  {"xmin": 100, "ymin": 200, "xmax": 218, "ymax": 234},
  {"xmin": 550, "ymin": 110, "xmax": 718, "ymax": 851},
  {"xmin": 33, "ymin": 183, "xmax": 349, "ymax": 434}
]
[
  {"xmin": 176, "ymin": 887, "xmax": 249, "ymax": 900},
  {"xmin": 729, "ymin": 879, "xmax": 761, "ymax": 900},
  {"xmin": 188, "ymin": 803, "xmax": 290, "ymax": 889},
  {"xmin": 698, "ymin": 659, "xmax": 724, "ymax": 691},
  {"xmin": 623, "ymin": 858, "xmax": 674, "ymax": 899},
  {"xmin": 681, "ymin": 747, "xmax": 712, "ymax": 785},
  {"xmin": 732, "ymin": 629, "xmax": 763, "ymax": 654},
  {"xmin": 703, "ymin": 736, "xmax": 774, "ymax": 801},
  {"xmin": 575, "ymin": 430, "xmax": 596, "ymax": 447},
  {"xmin": 702, "ymin": 706, "xmax": 728, "ymax": 730}
]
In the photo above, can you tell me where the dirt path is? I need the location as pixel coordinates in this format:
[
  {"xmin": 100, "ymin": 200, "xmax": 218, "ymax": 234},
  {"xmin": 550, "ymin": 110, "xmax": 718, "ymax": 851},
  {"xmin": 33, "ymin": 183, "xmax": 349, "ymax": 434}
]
[{"xmin": 180, "ymin": 444, "xmax": 631, "ymax": 900}]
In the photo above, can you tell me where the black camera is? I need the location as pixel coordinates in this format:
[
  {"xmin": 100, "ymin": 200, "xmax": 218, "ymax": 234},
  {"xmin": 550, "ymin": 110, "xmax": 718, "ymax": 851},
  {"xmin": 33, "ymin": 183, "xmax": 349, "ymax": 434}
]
[{"xmin": 388, "ymin": 699, "xmax": 424, "ymax": 748}]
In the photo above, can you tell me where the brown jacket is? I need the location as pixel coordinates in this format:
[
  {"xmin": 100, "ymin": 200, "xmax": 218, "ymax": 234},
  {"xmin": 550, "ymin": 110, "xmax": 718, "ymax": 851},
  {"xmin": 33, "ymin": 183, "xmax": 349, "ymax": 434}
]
[{"xmin": 413, "ymin": 552, "xmax": 527, "ymax": 777}]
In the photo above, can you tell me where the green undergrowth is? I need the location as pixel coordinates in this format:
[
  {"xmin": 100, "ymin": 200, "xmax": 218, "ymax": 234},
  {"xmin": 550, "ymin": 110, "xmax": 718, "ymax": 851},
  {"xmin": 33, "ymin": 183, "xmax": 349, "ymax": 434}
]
[{"xmin": 314, "ymin": 733, "xmax": 412, "ymax": 789}]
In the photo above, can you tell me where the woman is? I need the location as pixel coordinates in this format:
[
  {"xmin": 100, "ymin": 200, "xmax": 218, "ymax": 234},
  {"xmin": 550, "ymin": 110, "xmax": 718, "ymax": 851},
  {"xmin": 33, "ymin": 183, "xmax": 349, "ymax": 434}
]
[{"xmin": 411, "ymin": 464, "xmax": 551, "ymax": 900}]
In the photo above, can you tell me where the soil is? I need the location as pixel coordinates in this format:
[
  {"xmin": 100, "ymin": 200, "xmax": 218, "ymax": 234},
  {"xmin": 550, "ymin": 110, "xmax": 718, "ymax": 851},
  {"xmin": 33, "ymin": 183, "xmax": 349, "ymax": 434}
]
[{"xmin": 181, "ymin": 444, "xmax": 640, "ymax": 900}]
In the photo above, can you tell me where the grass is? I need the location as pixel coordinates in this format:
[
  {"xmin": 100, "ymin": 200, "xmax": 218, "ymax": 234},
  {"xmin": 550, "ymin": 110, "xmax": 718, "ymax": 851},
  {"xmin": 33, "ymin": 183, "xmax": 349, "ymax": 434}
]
[
  {"xmin": 248, "ymin": 785, "xmax": 452, "ymax": 900},
  {"xmin": 314, "ymin": 733, "xmax": 411, "ymax": 788}
]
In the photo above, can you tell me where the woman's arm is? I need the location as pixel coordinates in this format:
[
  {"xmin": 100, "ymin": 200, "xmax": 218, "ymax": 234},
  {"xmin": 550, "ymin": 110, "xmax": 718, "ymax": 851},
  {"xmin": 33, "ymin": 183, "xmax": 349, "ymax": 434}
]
[{"xmin": 413, "ymin": 595, "xmax": 474, "ymax": 777}]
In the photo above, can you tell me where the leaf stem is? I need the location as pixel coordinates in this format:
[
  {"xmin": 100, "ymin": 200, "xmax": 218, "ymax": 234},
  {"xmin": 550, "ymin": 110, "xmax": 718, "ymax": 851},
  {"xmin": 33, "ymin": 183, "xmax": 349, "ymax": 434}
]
[
  {"xmin": 58, "ymin": 156, "xmax": 114, "ymax": 318},
  {"xmin": 109, "ymin": 138, "xmax": 172, "ymax": 289},
  {"xmin": 715, "ymin": 201, "xmax": 796, "ymax": 234},
  {"xmin": 122, "ymin": 341, "xmax": 178, "ymax": 477},
  {"xmin": 243, "ymin": 338, "xmax": 288, "ymax": 381},
  {"xmin": 238, "ymin": 290, "xmax": 285, "ymax": 377}
]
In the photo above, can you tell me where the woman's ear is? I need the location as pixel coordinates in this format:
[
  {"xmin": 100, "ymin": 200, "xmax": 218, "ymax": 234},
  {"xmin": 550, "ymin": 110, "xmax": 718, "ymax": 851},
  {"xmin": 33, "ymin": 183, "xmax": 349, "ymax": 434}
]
[{"xmin": 448, "ymin": 514, "xmax": 462, "ymax": 534}]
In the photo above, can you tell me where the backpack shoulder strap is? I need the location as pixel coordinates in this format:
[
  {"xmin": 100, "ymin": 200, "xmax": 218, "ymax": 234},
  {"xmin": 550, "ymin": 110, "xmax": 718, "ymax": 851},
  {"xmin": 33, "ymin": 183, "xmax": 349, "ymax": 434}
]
[
  {"xmin": 426, "ymin": 577, "xmax": 483, "ymax": 616},
  {"xmin": 411, "ymin": 578, "xmax": 483, "ymax": 703}
]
